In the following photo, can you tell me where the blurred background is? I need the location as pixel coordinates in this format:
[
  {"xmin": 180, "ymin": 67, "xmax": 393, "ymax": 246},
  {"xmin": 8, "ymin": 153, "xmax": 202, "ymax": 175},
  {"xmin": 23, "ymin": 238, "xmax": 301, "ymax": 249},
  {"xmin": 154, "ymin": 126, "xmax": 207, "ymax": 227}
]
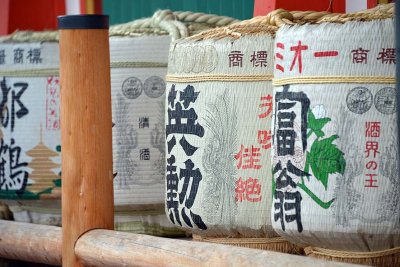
[
  {"xmin": 1, "ymin": 0, "xmax": 393, "ymax": 35},
  {"xmin": 103, "ymin": 0, "xmax": 254, "ymax": 25}
]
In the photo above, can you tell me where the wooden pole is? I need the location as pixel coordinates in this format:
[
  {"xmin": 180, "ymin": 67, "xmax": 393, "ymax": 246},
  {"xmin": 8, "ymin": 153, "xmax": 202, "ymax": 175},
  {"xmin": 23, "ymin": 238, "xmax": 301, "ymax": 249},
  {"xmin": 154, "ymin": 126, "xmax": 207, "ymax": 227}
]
[
  {"xmin": 58, "ymin": 15, "xmax": 114, "ymax": 267},
  {"xmin": 75, "ymin": 229, "xmax": 359, "ymax": 267},
  {"xmin": 0, "ymin": 221, "xmax": 61, "ymax": 265},
  {"xmin": 0, "ymin": 220, "xmax": 361, "ymax": 267}
]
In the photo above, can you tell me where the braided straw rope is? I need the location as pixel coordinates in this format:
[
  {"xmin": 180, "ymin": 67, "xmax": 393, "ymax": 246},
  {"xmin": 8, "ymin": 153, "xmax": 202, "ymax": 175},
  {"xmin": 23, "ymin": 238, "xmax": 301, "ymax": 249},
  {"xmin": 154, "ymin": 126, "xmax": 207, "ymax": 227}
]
[
  {"xmin": 166, "ymin": 74, "xmax": 273, "ymax": 83},
  {"xmin": 110, "ymin": 62, "xmax": 167, "ymax": 68},
  {"xmin": 273, "ymin": 76, "xmax": 396, "ymax": 86},
  {"xmin": 1, "ymin": 4, "xmax": 393, "ymax": 43},
  {"xmin": 0, "ymin": 31, "xmax": 59, "ymax": 43},
  {"xmin": 0, "ymin": 10, "xmax": 238, "ymax": 43},
  {"xmin": 190, "ymin": 2, "xmax": 394, "ymax": 42},
  {"xmin": 0, "ymin": 69, "xmax": 59, "ymax": 77},
  {"xmin": 188, "ymin": 7, "xmax": 337, "ymax": 41},
  {"xmin": 275, "ymin": 2, "xmax": 394, "ymax": 26},
  {"xmin": 266, "ymin": 3, "xmax": 394, "ymax": 27},
  {"xmin": 188, "ymin": 15, "xmax": 279, "ymax": 41},
  {"xmin": 305, "ymin": 246, "xmax": 400, "ymax": 259},
  {"xmin": 305, "ymin": 246, "xmax": 400, "ymax": 266},
  {"xmin": 0, "ymin": 62, "xmax": 168, "ymax": 77},
  {"xmin": 193, "ymin": 235, "xmax": 304, "ymax": 254},
  {"xmin": 173, "ymin": 11, "xmax": 239, "ymax": 27},
  {"xmin": 109, "ymin": 9, "xmax": 239, "ymax": 40},
  {"xmin": 317, "ymin": 3, "xmax": 394, "ymax": 24}
]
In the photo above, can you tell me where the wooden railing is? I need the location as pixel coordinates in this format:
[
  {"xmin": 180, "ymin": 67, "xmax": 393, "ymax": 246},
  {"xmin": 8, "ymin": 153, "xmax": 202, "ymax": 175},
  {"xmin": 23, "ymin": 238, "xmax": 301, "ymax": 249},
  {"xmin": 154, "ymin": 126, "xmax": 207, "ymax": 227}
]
[
  {"xmin": 0, "ymin": 220, "xmax": 361, "ymax": 267},
  {"xmin": 0, "ymin": 14, "xmax": 362, "ymax": 267}
]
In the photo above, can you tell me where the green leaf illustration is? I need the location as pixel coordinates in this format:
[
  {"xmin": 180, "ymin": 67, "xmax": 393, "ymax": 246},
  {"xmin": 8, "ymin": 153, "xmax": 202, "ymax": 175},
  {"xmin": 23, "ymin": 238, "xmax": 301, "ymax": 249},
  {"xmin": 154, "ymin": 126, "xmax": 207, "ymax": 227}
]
[
  {"xmin": 307, "ymin": 110, "xmax": 331, "ymax": 138},
  {"xmin": 38, "ymin": 187, "xmax": 53, "ymax": 195},
  {"xmin": 53, "ymin": 179, "xmax": 62, "ymax": 187},
  {"xmin": 0, "ymin": 190, "xmax": 40, "ymax": 200},
  {"xmin": 297, "ymin": 183, "xmax": 335, "ymax": 209},
  {"xmin": 307, "ymin": 135, "xmax": 346, "ymax": 190}
]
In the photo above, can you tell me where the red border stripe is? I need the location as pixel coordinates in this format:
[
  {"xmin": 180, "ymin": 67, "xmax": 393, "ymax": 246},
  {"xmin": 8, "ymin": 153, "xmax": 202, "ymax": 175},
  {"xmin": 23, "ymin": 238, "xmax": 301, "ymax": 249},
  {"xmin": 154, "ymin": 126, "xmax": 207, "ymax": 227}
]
[{"xmin": 314, "ymin": 51, "xmax": 338, "ymax": 57}]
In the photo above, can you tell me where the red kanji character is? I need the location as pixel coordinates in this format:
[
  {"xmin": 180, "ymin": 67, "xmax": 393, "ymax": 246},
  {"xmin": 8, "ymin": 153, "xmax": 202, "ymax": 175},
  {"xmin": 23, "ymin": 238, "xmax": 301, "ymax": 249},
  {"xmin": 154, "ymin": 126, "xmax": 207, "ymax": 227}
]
[
  {"xmin": 351, "ymin": 48, "xmax": 369, "ymax": 64},
  {"xmin": 258, "ymin": 130, "xmax": 272, "ymax": 150},
  {"xmin": 366, "ymin": 161, "xmax": 378, "ymax": 170},
  {"xmin": 313, "ymin": 51, "xmax": 338, "ymax": 57},
  {"xmin": 258, "ymin": 94, "xmax": 272, "ymax": 119},
  {"xmin": 245, "ymin": 177, "xmax": 262, "ymax": 202},
  {"xmin": 235, "ymin": 177, "xmax": 262, "ymax": 202},
  {"xmin": 290, "ymin": 41, "xmax": 308, "ymax": 73},
  {"xmin": 365, "ymin": 174, "xmax": 378, "ymax": 188},
  {"xmin": 235, "ymin": 177, "xmax": 246, "ymax": 202},
  {"xmin": 377, "ymin": 48, "xmax": 396, "ymax": 64},
  {"xmin": 365, "ymin": 141, "xmax": 380, "ymax": 158},
  {"xmin": 234, "ymin": 145, "xmax": 261, "ymax": 169},
  {"xmin": 275, "ymin": 42, "xmax": 285, "ymax": 72},
  {"xmin": 365, "ymin": 122, "xmax": 381, "ymax": 138}
]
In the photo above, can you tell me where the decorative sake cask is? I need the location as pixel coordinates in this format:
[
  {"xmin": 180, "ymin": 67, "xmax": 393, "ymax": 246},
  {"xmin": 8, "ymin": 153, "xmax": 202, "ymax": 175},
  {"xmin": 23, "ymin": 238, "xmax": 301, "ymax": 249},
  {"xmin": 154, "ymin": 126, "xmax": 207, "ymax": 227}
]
[
  {"xmin": 110, "ymin": 10, "xmax": 238, "ymax": 236},
  {"xmin": 0, "ymin": 31, "xmax": 61, "ymax": 225},
  {"xmin": 164, "ymin": 15, "xmax": 305, "ymax": 251},
  {"xmin": 0, "ymin": 10, "xmax": 237, "ymax": 233},
  {"xmin": 271, "ymin": 4, "xmax": 399, "ymax": 265}
]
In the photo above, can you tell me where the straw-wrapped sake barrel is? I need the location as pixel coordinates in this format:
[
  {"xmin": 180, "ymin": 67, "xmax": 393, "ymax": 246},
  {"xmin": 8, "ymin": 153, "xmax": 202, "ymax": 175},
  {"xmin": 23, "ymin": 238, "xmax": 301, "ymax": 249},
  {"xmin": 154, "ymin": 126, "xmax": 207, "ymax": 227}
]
[
  {"xmin": 110, "ymin": 10, "xmax": 238, "ymax": 236},
  {"xmin": 0, "ymin": 32, "xmax": 61, "ymax": 225},
  {"xmin": 164, "ymin": 15, "xmax": 303, "ymax": 251},
  {"xmin": 271, "ymin": 4, "xmax": 399, "ymax": 265}
]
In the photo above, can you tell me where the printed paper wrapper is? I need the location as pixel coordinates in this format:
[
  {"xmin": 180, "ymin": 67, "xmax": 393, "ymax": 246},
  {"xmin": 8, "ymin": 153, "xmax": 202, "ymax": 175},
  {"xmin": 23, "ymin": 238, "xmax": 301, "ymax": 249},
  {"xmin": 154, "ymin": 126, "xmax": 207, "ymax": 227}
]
[
  {"xmin": 0, "ymin": 42, "xmax": 61, "ymax": 224},
  {"xmin": 271, "ymin": 19, "xmax": 400, "ymax": 251},
  {"xmin": 165, "ymin": 35, "xmax": 277, "ymax": 237},
  {"xmin": 111, "ymin": 35, "xmax": 185, "ymax": 236}
]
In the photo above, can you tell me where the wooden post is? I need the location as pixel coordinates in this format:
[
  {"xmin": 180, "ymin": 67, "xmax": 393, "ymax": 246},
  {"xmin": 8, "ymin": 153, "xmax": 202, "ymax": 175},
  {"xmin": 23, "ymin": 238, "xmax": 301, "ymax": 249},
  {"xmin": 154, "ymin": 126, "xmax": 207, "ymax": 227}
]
[
  {"xmin": 0, "ymin": 220, "xmax": 361, "ymax": 267},
  {"xmin": 75, "ymin": 229, "xmax": 359, "ymax": 267},
  {"xmin": 58, "ymin": 15, "xmax": 114, "ymax": 267},
  {"xmin": 0, "ymin": 221, "xmax": 62, "ymax": 265}
]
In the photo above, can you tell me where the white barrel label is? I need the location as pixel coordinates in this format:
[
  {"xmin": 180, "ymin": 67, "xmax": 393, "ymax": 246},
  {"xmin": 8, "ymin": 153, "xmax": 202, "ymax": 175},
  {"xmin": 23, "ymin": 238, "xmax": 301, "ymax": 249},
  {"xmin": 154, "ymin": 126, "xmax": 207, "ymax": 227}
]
[{"xmin": 272, "ymin": 20, "xmax": 399, "ymax": 250}]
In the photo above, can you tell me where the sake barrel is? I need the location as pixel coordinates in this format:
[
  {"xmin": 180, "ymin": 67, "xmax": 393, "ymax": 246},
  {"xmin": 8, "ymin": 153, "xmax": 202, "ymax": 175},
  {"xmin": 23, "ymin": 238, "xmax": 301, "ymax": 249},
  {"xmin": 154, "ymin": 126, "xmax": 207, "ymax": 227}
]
[
  {"xmin": 110, "ymin": 10, "xmax": 238, "ymax": 236},
  {"xmin": 164, "ymin": 15, "xmax": 302, "ymax": 251},
  {"xmin": 0, "ymin": 32, "xmax": 61, "ymax": 225},
  {"xmin": 271, "ymin": 4, "xmax": 399, "ymax": 265}
]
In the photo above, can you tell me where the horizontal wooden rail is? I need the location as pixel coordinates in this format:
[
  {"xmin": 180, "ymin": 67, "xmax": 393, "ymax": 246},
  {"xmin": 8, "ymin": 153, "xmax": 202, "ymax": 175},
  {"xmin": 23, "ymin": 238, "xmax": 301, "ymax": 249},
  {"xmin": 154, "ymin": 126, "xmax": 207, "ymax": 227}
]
[
  {"xmin": 0, "ymin": 220, "xmax": 361, "ymax": 267},
  {"xmin": 0, "ymin": 220, "xmax": 62, "ymax": 265}
]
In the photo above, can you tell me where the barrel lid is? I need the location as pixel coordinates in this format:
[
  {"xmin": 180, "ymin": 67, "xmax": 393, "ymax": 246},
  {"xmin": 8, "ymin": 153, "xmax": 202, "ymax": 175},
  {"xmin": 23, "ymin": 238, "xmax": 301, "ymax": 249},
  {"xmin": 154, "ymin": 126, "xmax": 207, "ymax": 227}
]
[{"xmin": 58, "ymin": 15, "xmax": 109, "ymax": 30}]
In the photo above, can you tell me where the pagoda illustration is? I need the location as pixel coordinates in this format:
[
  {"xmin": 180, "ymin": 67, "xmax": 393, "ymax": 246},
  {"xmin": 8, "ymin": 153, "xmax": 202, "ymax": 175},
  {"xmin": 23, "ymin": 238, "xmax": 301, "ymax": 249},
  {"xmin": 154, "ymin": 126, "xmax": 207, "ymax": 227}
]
[{"xmin": 26, "ymin": 126, "xmax": 60, "ymax": 194}]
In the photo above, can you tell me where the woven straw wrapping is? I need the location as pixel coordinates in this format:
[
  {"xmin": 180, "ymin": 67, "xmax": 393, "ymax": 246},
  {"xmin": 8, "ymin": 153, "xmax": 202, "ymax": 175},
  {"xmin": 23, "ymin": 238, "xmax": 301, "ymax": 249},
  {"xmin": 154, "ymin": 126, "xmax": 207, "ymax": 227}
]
[
  {"xmin": 109, "ymin": 10, "xmax": 238, "ymax": 236},
  {"xmin": 165, "ymin": 15, "xmax": 279, "ymax": 240},
  {"xmin": 0, "ymin": 10, "xmax": 237, "ymax": 237},
  {"xmin": 162, "ymin": 6, "xmax": 364, "ymax": 251},
  {"xmin": 271, "ymin": 3, "xmax": 399, "ymax": 266}
]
